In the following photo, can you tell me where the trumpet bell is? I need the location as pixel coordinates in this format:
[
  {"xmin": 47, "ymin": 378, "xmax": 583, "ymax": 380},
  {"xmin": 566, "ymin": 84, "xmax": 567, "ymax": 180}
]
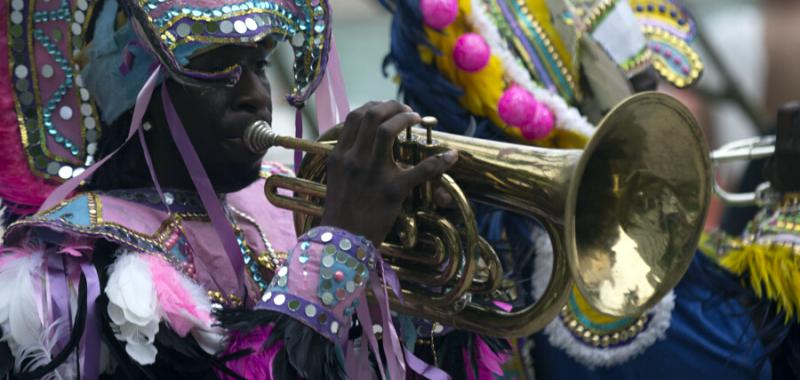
[{"xmin": 566, "ymin": 92, "xmax": 712, "ymax": 316}]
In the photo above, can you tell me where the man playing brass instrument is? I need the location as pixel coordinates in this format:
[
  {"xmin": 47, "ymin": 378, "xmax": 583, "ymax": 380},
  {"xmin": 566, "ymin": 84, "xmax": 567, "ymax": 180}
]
[{"xmin": 0, "ymin": 0, "xmax": 465, "ymax": 378}]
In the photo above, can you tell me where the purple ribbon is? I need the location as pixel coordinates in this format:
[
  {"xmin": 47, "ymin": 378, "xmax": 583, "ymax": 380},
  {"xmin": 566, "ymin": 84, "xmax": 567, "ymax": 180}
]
[
  {"xmin": 46, "ymin": 256, "xmax": 69, "ymax": 351},
  {"xmin": 294, "ymin": 107, "xmax": 303, "ymax": 171},
  {"xmin": 371, "ymin": 259, "xmax": 406, "ymax": 380},
  {"xmin": 45, "ymin": 255, "xmax": 101, "ymax": 379},
  {"xmin": 355, "ymin": 294, "xmax": 388, "ymax": 380},
  {"xmin": 160, "ymin": 84, "xmax": 245, "ymax": 295},
  {"xmin": 136, "ymin": 125, "xmax": 173, "ymax": 215},
  {"xmin": 80, "ymin": 262, "xmax": 101, "ymax": 380}
]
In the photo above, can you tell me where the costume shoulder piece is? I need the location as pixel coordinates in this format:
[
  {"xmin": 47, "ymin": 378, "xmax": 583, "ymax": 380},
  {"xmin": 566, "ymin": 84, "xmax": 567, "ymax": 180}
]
[
  {"xmin": 6, "ymin": 190, "xmax": 204, "ymax": 256},
  {"xmin": 2, "ymin": 0, "xmax": 105, "ymax": 213},
  {"xmin": 701, "ymin": 194, "xmax": 800, "ymax": 323}
]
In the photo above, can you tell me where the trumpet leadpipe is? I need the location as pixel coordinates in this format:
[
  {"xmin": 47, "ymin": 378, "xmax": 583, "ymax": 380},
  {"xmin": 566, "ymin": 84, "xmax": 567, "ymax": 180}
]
[{"xmin": 243, "ymin": 120, "xmax": 334, "ymax": 155}]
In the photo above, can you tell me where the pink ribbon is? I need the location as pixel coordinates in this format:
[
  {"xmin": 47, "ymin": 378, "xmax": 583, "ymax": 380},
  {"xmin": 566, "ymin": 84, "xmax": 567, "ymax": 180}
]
[
  {"xmin": 160, "ymin": 84, "xmax": 244, "ymax": 294},
  {"xmin": 39, "ymin": 67, "xmax": 163, "ymax": 212},
  {"xmin": 315, "ymin": 37, "xmax": 350, "ymax": 134}
]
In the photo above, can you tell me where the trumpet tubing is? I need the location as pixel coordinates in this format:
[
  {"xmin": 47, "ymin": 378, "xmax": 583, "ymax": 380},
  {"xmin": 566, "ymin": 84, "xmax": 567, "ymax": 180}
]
[{"xmin": 253, "ymin": 92, "xmax": 712, "ymax": 337}]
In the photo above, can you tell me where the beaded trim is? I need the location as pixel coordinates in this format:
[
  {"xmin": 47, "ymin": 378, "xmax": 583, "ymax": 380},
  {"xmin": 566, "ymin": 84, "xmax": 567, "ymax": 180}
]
[
  {"xmin": 483, "ymin": 0, "xmax": 577, "ymax": 102},
  {"xmin": 7, "ymin": 0, "xmax": 102, "ymax": 180},
  {"xmin": 128, "ymin": 0, "xmax": 331, "ymax": 104},
  {"xmin": 559, "ymin": 303, "xmax": 649, "ymax": 348},
  {"xmin": 642, "ymin": 25, "xmax": 701, "ymax": 88}
]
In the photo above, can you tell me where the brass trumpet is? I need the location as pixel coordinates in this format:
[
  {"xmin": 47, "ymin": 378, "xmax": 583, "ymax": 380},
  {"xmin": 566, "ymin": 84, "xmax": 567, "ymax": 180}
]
[{"xmin": 247, "ymin": 92, "xmax": 712, "ymax": 337}]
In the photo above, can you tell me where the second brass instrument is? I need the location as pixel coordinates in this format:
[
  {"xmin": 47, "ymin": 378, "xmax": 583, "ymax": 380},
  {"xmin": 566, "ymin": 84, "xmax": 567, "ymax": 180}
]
[{"xmin": 247, "ymin": 92, "xmax": 712, "ymax": 338}]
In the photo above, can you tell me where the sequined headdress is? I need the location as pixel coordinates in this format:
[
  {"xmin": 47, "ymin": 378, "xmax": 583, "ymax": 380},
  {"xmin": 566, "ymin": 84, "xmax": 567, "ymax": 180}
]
[
  {"xmin": 381, "ymin": 0, "xmax": 702, "ymax": 148},
  {"xmin": 1, "ymin": 0, "xmax": 331, "ymax": 212}
]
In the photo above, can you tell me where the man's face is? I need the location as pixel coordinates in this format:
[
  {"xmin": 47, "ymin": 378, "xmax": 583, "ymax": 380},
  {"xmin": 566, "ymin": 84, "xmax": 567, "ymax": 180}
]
[{"xmin": 158, "ymin": 40, "xmax": 276, "ymax": 193}]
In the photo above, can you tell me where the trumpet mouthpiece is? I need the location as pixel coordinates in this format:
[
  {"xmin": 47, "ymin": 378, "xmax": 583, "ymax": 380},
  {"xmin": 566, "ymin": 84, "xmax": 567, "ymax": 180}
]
[{"xmin": 243, "ymin": 120, "xmax": 278, "ymax": 154}]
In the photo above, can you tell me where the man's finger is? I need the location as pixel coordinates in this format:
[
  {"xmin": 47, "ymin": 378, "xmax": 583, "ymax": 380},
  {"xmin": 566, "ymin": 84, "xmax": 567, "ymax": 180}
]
[
  {"xmin": 353, "ymin": 101, "xmax": 411, "ymax": 155},
  {"xmin": 433, "ymin": 187, "xmax": 455, "ymax": 208},
  {"xmin": 399, "ymin": 150, "xmax": 458, "ymax": 189},
  {"xmin": 371, "ymin": 112, "xmax": 421, "ymax": 161},
  {"xmin": 338, "ymin": 101, "xmax": 378, "ymax": 152}
]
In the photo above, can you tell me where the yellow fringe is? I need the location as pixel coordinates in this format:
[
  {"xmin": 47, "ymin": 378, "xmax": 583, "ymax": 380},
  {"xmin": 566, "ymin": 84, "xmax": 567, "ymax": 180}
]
[
  {"xmin": 719, "ymin": 244, "xmax": 800, "ymax": 323},
  {"xmin": 420, "ymin": 0, "xmax": 588, "ymax": 149}
]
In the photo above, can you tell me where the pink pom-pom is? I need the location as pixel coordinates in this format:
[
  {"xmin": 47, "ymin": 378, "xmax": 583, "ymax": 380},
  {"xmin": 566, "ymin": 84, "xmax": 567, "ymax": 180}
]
[
  {"xmin": 498, "ymin": 86, "xmax": 537, "ymax": 126},
  {"xmin": 420, "ymin": 0, "xmax": 459, "ymax": 29},
  {"xmin": 453, "ymin": 33, "xmax": 491, "ymax": 72},
  {"xmin": 520, "ymin": 103, "xmax": 555, "ymax": 140}
]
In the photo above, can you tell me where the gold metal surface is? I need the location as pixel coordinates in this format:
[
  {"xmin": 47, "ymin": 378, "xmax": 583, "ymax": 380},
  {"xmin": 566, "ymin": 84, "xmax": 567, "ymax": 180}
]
[{"xmin": 255, "ymin": 92, "xmax": 711, "ymax": 336}]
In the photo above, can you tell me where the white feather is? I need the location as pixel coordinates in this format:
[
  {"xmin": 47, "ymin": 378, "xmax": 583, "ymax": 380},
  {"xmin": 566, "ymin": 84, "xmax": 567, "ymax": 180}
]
[
  {"xmin": 0, "ymin": 251, "xmax": 45, "ymax": 347},
  {"xmin": 106, "ymin": 254, "xmax": 158, "ymax": 326},
  {"xmin": 105, "ymin": 252, "xmax": 161, "ymax": 365},
  {"xmin": 13, "ymin": 317, "xmax": 67, "ymax": 380},
  {"xmin": 191, "ymin": 326, "xmax": 226, "ymax": 355},
  {"xmin": 125, "ymin": 341, "xmax": 158, "ymax": 365}
]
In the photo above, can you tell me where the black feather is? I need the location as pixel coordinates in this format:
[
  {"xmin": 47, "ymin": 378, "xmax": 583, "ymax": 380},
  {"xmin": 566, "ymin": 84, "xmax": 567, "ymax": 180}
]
[{"xmin": 217, "ymin": 309, "xmax": 348, "ymax": 380}]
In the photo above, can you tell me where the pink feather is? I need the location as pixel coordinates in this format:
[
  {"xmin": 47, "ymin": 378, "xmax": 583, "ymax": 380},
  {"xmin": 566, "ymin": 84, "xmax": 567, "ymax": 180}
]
[
  {"xmin": 464, "ymin": 337, "xmax": 509, "ymax": 380},
  {"xmin": 217, "ymin": 324, "xmax": 284, "ymax": 380},
  {"xmin": 143, "ymin": 255, "xmax": 211, "ymax": 336}
]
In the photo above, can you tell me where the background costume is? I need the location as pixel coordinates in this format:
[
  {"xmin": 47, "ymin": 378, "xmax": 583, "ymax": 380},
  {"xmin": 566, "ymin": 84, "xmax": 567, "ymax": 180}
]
[{"xmin": 380, "ymin": 0, "xmax": 796, "ymax": 379}]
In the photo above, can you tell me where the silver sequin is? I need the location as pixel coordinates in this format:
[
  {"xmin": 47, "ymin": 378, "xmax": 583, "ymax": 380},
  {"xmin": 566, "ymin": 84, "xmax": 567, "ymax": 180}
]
[
  {"xmin": 245, "ymin": 18, "xmax": 258, "ymax": 31},
  {"xmin": 72, "ymin": 168, "xmax": 85, "ymax": 178},
  {"xmin": 345, "ymin": 281, "xmax": 355, "ymax": 293},
  {"xmin": 305, "ymin": 304, "xmax": 317, "ymax": 317},
  {"xmin": 220, "ymin": 20, "xmax": 233, "ymax": 34},
  {"xmin": 10, "ymin": 11, "xmax": 23, "ymax": 24},
  {"xmin": 11, "ymin": 0, "xmax": 24, "ymax": 10},
  {"xmin": 176, "ymin": 23, "xmax": 191, "ymax": 38},
  {"xmin": 58, "ymin": 166, "xmax": 73, "ymax": 179},
  {"xmin": 273, "ymin": 294, "xmax": 286, "ymax": 306},
  {"xmin": 14, "ymin": 65, "xmax": 28, "ymax": 79},
  {"xmin": 74, "ymin": 10, "xmax": 85, "ymax": 23},
  {"xmin": 320, "ymin": 267, "xmax": 332, "ymax": 280},
  {"xmin": 80, "ymin": 103, "xmax": 93, "ymax": 116},
  {"xmin": 262, "ymin": 291, "xmax": 273, "ymax": 302},
  {"xmin": 339, "ymin": 239, "xmax": 352, "ymax": 251},
  {"xmin": 71, "ymin": 23, "xmax": 82, "ymax": 35},
  {"xmin": 321, "ymin": 292, "xmax": 334, "ymax": 305},
  {"xmin": 233, "ymin": 20, "xmax": 247, "ymax": 34},
  {"xmin": 278, "ymin": 266, "xmax": 288, "ymax": 277},
  {"xmin": 59, "ymin": 106, "xmax": 73, "ymax": 120},
  {"xmin": 320, "ymin": 232, "xmax": 333, "ymax": 242},
  {"xmin": 291, "ymin": 33, "xmax": 305, "ymax": 47},
  {"xmin": 41, "ymin": 64, "xmax": 54, "ymax": 78},
  {"xmin": 46, "ymin": 162, "xmax": 60, "ymax": 175},
  {"xmin": 330, "ymin": 321, "xmax": 339, "ymax": 334},
  {"xmin": 84, "ymin": 117, "xmax": 96, "ymax": 130},
  {"xmin": 321, "ymin": 255, "xmax": 334, "ymax": 268}
]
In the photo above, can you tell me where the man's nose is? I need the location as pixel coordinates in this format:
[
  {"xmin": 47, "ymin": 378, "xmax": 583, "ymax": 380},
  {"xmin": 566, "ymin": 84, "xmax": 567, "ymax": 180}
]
[{"xmin": 232, "ymin": 68, "xmax": 270, "ymax": 114}]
